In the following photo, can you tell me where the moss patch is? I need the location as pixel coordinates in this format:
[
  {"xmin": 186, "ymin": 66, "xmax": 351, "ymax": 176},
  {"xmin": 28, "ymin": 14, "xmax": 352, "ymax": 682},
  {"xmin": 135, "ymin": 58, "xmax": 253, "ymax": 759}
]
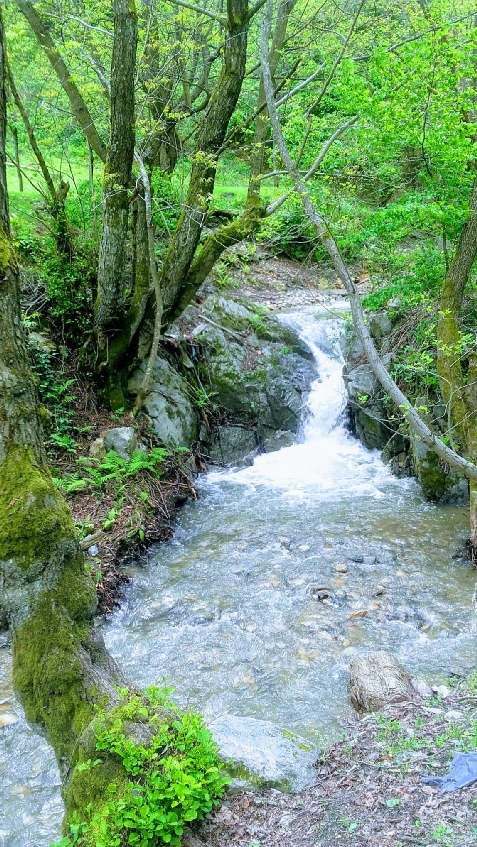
[{"xmin": 0, "ymin": 447, "xmax": 74, "ymax": 568}]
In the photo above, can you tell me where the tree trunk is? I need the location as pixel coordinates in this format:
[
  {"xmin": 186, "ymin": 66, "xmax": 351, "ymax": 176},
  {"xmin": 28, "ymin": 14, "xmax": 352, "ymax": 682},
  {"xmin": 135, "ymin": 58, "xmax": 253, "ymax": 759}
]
[
  {"xmin": 94, "ymin": 0, "xmax": 138, "ymax": 338},
  {"xmin": 0, "ymin": 7, "xmax": 126, "ymax": 821},
  {"xmin": 11, "ymin": 125, "xmax": 22, "ymax": 191}
]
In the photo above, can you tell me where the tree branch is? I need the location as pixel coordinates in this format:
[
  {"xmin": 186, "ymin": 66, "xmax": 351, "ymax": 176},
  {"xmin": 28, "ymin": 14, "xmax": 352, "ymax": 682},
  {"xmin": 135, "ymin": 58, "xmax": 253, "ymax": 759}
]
[{"xmin": 164, "ymin": 0, "xmax": 226, "ymax": 25}]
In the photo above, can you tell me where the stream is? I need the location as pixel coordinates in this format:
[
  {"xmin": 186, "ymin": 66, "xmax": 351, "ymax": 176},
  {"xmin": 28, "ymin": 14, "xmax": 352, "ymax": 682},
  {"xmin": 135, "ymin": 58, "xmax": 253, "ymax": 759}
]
[{"xmin": 1, "ymin": 301, "xmax": 476, "ymax": 847}]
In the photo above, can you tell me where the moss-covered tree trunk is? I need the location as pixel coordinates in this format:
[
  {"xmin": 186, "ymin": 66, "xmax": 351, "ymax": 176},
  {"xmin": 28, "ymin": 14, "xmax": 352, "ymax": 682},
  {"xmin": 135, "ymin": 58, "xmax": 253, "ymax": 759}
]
[
  {"xmin": 0, "ymin": 10, "xmax": 125, "ymax": 828},
  {"xmin": 437, "ymin": 176, "xmax": 477, "ymax": 548},
  {"xmin": 95, "ymin": 0, "xmax": 138, "ymax": 339}
]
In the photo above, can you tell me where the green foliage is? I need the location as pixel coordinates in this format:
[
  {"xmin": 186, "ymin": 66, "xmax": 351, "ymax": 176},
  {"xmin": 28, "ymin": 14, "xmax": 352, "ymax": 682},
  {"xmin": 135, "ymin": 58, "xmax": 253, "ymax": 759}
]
[
  {"xmin": 363, "ymin": 242, "xmax": 446, "ymax": 313},
  {"xmin": 29, "ymin": 345, "xmax": 78, "ymax": 447},
  {"xmin": 54, "ymin": 449, "xmax": 170, "ymax": 494},
  {"xmin": 57, "ymin": 687, "xmax": 229, "ymax": 847},
  {"xmin": 41, "ymin": 250, "xmax": 94, "ymax": 338},
  {"xmin": 151, "ymin": 174, "xmax": 181, "ymax": 236}
]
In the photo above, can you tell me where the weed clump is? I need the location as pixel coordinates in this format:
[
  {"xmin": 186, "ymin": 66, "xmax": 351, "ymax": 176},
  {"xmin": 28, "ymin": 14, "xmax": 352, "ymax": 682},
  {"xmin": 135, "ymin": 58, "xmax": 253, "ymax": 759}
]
[{"xmin": 56, "ymin": 686, "xmax": 229, "ymax": 847}]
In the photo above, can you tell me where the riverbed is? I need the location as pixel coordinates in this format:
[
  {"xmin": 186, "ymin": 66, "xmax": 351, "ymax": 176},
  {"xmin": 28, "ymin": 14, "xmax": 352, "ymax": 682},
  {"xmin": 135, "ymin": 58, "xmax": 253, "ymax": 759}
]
[{"xmin": 1, "ymin": 301, "xmax": 475, "ymax": 846}]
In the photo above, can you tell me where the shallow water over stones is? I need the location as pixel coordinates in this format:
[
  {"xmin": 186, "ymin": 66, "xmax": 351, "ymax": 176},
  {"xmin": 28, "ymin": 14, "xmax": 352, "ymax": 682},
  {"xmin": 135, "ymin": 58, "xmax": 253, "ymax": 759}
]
[
  {"xmin": 1, "ymin": 302, "xmax": 476, "ymax": 845},
  {"xmin": 104, "ymin": 305, "xmax": 476, "ymax": 739}
]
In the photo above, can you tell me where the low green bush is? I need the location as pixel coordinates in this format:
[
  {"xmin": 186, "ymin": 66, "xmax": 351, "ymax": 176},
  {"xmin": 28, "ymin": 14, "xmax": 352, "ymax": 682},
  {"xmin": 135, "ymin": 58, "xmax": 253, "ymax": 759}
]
[{"xmin": 53, "ymin": 686, "xmax": 229, "ymax": 847}]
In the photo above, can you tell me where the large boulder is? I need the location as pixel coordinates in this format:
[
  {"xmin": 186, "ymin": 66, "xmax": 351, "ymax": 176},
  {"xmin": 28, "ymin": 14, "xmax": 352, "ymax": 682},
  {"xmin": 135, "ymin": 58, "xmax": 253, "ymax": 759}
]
[
  {"xmin": 103, "ymin": 426, "xmax": 138, "ymax": 460},
  {"xmin": 344, "ymin": 361, "xmax": 393, "ymax": 450},
  {"xmin": 208, "ymin": 714, "xmax": 317, "ymax": 792},
  {"xmin": 350, "ymin": 651, "xmax": 432, "ymax": 712},
  {"xmin": 128, "ymin": 356, "xmax": 197, "ymax": 446},
  {"xmin": 194, "ymin": 320, "xmax": 315, "ymax": 441},
  {"xmin": 208, "ymin": 425, "xmax": 257, "ymax": 466},
  {"xmin": 410, "ymin": 437, "xmax": 468, "ymax": 503}
]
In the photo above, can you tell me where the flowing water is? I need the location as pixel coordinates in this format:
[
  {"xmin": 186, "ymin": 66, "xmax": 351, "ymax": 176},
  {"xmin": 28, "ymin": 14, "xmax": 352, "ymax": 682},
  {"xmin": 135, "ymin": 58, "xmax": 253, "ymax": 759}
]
[{"xmin": 1, "ymin": 302, "xmax": 476, "ymax": 846}]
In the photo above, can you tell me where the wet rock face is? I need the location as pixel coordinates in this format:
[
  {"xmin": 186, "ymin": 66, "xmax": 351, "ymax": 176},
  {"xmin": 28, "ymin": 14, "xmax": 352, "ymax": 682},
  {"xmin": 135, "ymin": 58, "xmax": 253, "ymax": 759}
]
[
  {"xmin": 410, "ymin": 437, "xmax": 468, "ymax": 503},
  {"xmin": 342, "ymin": 310, "xmax": 469, "ymax": 504},
  {"xmin": 190, "ymin": 295, "xmax": 316, "ymax": 464},
  {"xmin": 128, "ymin": 356, "xmax": 197, "ymax": 446},
  {"xmin": 349, "ymin": 650, "xmax": 432, "ymax": 712},
  {"xmin": 208, "ymin": 714, "xmax": 317, "ymax": 792},
  {"xmin": 208, "ymin": 426, "xmax": 257, "ymax": 467},
  {"xmin": 343, "ymin": 362, "xmax": 392, "ymax": 450}
]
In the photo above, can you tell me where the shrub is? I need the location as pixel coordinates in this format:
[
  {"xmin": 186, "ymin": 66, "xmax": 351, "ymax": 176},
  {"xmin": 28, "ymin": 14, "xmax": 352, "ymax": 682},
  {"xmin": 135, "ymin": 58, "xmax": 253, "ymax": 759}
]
[{"xmin": 54, "ymin": 687, "xmax": 229, "ymax": 847}]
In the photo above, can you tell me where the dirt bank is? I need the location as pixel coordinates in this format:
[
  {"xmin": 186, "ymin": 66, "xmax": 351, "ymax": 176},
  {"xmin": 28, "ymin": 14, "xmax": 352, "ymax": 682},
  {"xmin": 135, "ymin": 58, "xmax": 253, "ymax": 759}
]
[{"xmin": 183, "ymin": 679, "xmax": 477, "ymax": 847}]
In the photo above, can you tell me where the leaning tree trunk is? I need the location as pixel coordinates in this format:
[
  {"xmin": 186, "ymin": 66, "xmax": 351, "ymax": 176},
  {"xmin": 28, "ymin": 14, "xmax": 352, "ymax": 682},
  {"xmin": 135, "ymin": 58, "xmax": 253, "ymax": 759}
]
[
  {"xmin": 0, "ymin": 13, "xmax": 149, "ymax": 837},
  {"xmin": 95, "ymin": 0, "xmax": 138, "ymax": 339},
  {"xmin": 259, "ymin": 0, "xmax": 477, "ymax": 519}
]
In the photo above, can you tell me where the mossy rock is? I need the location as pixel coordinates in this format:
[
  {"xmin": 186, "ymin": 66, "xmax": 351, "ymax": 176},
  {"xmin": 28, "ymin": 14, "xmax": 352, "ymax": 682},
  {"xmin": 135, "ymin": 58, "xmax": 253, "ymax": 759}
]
[
  {"xmin": 411, "ymin": 437, "xmax": 469, "ymax": 503},
  {"xmin": 208, "ymin": 714, "xmax": 317, "ymax": 793}
]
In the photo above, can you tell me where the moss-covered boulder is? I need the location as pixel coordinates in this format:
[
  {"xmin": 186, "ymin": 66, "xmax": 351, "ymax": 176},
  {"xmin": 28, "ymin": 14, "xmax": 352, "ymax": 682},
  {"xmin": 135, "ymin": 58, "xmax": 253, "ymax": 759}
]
[
  {"xmin": 194, "ymin": 296, "xmax": 316, "ymax": 446},
  {"xmin": 208, "ymin": 713, "xmax": 317, "ymax": 792},
  {"xmin": 410, "ymin": 437, "xmax": 469, "ymax": 503}
]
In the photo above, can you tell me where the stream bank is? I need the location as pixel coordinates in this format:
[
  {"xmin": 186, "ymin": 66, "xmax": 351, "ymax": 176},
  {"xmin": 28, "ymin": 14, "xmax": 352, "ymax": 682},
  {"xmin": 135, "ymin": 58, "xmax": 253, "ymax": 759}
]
[{"xmin": 183, "ymin": 675, "xmax": 477, "ymax": 847}]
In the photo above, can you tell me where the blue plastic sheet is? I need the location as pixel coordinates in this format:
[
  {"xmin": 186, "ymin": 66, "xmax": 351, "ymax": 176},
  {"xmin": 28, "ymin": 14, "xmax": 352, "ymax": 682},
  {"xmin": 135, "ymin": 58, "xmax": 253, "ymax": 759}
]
[{"xmin": 423, "ymin": 752, "xmax": 477, "ymax": 793}]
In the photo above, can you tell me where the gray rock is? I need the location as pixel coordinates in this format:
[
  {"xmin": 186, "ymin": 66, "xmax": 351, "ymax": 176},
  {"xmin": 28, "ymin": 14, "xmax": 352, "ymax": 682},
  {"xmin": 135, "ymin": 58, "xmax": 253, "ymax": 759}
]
[
  {"xmin": 203, "ymin": 295, "xmax": 255, "ymax": 333},
  {"xmin": 208, "ymin": 713, "xmax": 317, "ymax": 792},
  {"xmin": 345, "ymin": 364, "xmax": 379, "ymax": 402},
  {"xmin": 368, "ymin": 311, "xmax": 392, "ymax": 342},
  {"xmin": 103, "ymin": 427, "xmax": 138, "ymax": 460},
  {"xmin": 262, "ymin": 430, "xmax": 295, "ymax": 453},
  {"xmin": 199, "ymin": 323, "xmax": 315, "ymax": 440},
  {"xmin": 128, "ymin": 356, "xmax": 196, "ymax": 446},
  {"xmin": 342, "ymin": 327, "xmax": 365, "ymax": 362},
  {"xmin": 208, "ymin": 426, "xmax": 257, "ymax": 467},
  {"xmin": 89, "ymin": 437, "xmax": 106, "ymax": 460},
  {"xmin": 28, "ymin": 331, "xmax": 56, "ymax": 354}
]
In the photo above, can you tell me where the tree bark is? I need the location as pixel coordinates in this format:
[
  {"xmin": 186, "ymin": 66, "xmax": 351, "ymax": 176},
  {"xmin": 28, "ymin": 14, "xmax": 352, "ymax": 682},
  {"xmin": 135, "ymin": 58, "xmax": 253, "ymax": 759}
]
[
  {"xmin": 15, "ymin": 0, "xmax": 107, "ymax": 163},
  {"xmin": 160, "ymin": 0, "xmax": 250, "ymax": 328},
  {"xmin": 95, "ymin": 0, "xmax": 138, "ymax": 337},
  {"xmin": 0, "ymin": 8, "xmax": 127, "ymax": 825}
]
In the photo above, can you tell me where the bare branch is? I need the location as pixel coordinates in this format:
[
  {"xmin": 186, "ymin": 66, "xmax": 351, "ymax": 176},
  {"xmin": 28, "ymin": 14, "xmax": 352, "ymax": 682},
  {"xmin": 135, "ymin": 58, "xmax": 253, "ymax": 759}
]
[
  {"xmin": 164, "ymin": 0, "xmax": 226, "ymax": 25},
  {"xmin": 275, "ymin": 62, "xmax": 326, "ymax": 107},
  {"xmin": 266, "ymin": 116, "xmax": 358, "ymax": 215}
]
